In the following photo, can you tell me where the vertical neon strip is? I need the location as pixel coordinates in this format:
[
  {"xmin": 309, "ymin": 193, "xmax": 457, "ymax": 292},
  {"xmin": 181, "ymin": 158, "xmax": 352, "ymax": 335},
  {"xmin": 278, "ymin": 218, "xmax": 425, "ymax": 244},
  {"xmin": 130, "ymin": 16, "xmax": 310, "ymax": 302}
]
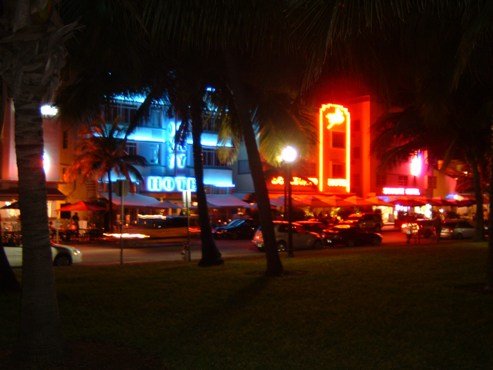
[
  {"xmin": 319, "ymin": 103, "xmax": 351, "ymax": 193},
  {"xmin": 318, "ymin": 106, "xmax": 325, "ymax": 192},
  {"xmin": 345, "ymin": 110, "xmax": 351, "ymax": 193}
]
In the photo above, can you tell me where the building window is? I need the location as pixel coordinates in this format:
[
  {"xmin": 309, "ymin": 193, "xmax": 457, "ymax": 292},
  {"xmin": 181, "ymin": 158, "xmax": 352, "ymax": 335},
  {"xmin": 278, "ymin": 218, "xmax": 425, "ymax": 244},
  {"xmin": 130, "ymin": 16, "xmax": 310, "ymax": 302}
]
[
  {"xmin": 202, "ymin": 148, "xmax": 227, "ymax": 167},
  {"xmin": 138, "ymin": 142, "xmax": 160, "ymax": 165},
  {"xmin": 126, "ymin": 142, "xmax": 137, "ymax": 156},
  {"xmin": 62, "ymin": 130, "xmax": 68, "ymax": 149},
  {"xmin": 145, "ymin": 107, "xmax": 163, "ymax": 128},
  {"xmin": 238, "ymin": 159, "xmax": 250, "ymax": 174},
  {"xmin": 352, "ymin": 119, "xmax": 361, "ymax": 131},
  {"xmin": 332, "ymin": 132, "xmax": 345, "ymax": 149},
  {"xmin": 428, "ymin": 175, "xmax": 437, "ymax": 189},
  {"xmin": 332, "ymin": 163, "xmax": 345, "ymax": 178},
  {"xmin": 106, "ymin": 103, "xmax": 136, "ymax": 125},
  {"xmin": 202, "ymin": 112, "xmax": 220, "ymax": 132},
  {"xmin": 398, "ymin": 175, "xmax": 408, "ymax": 186},
  {"xmin": 376, "ymin": 173, "xmax": 386, "ymax": 187}
]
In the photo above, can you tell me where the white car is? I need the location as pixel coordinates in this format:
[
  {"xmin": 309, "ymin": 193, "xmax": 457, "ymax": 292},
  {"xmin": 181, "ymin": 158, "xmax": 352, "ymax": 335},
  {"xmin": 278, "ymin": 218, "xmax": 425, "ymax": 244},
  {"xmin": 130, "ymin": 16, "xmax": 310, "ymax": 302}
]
[
  {"xmin": 3, "ymin": 243, "xmax": 83, "ymax": 267},
  {"xmin": 252, "ymin": 220, "xmax": 325, "ymax": 252}
]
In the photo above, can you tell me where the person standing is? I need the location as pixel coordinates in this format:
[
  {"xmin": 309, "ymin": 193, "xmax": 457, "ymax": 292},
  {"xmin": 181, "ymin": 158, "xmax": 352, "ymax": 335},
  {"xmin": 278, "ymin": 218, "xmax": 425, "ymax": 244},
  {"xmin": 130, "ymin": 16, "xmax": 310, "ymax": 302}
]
[
  {"xmin": 71, "ymin": 212, "xmax": 80, "ymax": 236},
  {"xmin": 433, "ymin": 216, "xmax": 442, "ymax": 242}
]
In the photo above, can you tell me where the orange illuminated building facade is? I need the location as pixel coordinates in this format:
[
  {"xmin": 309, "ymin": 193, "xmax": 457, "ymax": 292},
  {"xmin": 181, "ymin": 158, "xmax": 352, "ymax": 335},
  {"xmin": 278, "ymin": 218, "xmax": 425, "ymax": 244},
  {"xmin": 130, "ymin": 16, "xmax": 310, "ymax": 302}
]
[
  {"xmin": 256, "ymin": 94, "xmax": 454, "ymax": 200},
  {"xmin": 314, "ymin": 95, "xmax": 453, "ymax": 199},
  {"xmin": 318, "ymin": 103, "xmax": 351, "ymax": 194},
  {"xmin": 315, "ymin": 96, "xmax": 380, "ymax": 197}
]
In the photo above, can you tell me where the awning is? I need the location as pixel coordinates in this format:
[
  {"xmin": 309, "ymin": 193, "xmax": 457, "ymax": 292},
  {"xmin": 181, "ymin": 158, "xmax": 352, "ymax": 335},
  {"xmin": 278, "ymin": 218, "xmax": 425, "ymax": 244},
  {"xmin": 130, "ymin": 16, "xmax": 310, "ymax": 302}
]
[
  {"xmin": 0, "ymin": 187, "xmax": 66, "ymax": 201},
  {"xmin": 101, "ymin": 193, "xmax": 180, "ymax": 209},
  {"xmin": 206, "ymin": 194, "xmax": 253, "ymax": 208}
]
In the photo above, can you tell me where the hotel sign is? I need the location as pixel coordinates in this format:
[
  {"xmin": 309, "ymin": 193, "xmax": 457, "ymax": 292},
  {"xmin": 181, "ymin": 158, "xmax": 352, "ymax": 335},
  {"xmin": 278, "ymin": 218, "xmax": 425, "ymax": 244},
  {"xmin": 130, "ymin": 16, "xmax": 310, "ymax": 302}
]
[{"xmin": 146, "ymin": 176, "xmax": 197, "ymax": 192}]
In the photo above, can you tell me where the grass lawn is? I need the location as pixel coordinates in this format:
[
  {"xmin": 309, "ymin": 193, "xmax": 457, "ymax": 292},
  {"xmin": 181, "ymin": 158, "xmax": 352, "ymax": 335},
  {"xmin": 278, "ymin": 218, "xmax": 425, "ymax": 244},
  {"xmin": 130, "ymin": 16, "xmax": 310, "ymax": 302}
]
[{"xmin": 1, "ymin": 241, "xmax": 493, "ymax": 369}]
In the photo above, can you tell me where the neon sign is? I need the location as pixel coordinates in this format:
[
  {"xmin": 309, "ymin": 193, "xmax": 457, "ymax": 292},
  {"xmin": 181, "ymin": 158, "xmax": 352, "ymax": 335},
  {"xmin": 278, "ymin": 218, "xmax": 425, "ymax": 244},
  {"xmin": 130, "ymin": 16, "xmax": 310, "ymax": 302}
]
[
  {"xmin": 319, "ymin": 104, "xmax": 351, "ymax": 193},
  {"xmin": 271, "ymin": 176, "xmax": 314, "ymax": 187},
  {"xmin": 327, "ymin": 178, "xmax": 348, "ymax": 187},
  {"xmin": 146, "ymin": 176, "xmax": 197, "ymax": 192},
  {"xmin": 382, "ymin": 187, "xmax": 420, "ymax": 195}
]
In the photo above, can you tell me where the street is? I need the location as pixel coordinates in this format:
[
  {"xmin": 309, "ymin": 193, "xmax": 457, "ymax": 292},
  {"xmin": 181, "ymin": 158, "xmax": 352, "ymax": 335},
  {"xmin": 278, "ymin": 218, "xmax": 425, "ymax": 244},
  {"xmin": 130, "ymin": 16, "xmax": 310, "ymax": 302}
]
[{"xmin": 72, "ymin": 227, "xmax": 431, "ymax": 266}]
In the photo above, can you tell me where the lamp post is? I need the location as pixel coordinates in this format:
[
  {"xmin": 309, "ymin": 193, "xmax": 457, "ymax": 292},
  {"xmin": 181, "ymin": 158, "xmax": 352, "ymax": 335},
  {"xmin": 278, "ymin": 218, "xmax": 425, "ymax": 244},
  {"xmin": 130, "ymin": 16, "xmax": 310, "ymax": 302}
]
[{"xmin": 281, "ymin": 146, "xmax": 298, "ymax": 257}]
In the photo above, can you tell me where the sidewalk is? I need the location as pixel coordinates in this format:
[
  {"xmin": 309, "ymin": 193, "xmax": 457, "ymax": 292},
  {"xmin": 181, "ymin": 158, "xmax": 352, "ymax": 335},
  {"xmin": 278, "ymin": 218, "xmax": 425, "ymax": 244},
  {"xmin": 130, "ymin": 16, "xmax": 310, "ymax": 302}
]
[{"xmin": 56, "ymin": 235, "xmax": 191, "ymax": 249}]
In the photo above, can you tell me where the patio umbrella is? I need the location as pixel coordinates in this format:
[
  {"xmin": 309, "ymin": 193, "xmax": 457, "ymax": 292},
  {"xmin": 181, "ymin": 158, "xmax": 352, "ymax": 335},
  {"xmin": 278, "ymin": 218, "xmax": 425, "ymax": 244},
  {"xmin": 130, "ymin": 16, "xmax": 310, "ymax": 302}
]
[
  {"xmin": 269, "ymin": 195, "xmax": 309, "ymax": 208},
  {"xmin": 364, "ymin": 196, "xmax": 389, "ymax": 206},
  {"xmin": 317, "ymin": 195, "xmax": 354, "ymax": 207},
  {"xmin": 344, "ymin": 195, "xmax": 373, "ymax": 206},
  {"xmin": 58, "ymin": 201, "xmax": 106, "ymax": 212},
  {"xmin": 292, "ymin": 195, "xmax": 334, "ymax": 208},
  {"xmin": 447, "ymin": 197, "xmax": 476, "ymax": 207},
  {"xmin": 390, "ymin": 196, "xmax": 428, "ymax": 207},
  {"xmin": 428, "ymin": 197, "xmax": 452, "ymax": 206}
]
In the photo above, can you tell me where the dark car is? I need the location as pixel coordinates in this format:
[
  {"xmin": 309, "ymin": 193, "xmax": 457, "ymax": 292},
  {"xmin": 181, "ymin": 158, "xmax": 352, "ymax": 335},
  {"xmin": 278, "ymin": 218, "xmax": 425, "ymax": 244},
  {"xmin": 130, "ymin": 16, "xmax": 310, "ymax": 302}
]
[
  {"xmin": 345, "ymin": 212, "xmax": 383, "ymax": 232},
  {"xmin": 213, "ymin": 219, "xmax": 258, "ymax": 240},
  {"xmin": 323, "ymin": 224, "xmax": 382, "ymax": 247}
]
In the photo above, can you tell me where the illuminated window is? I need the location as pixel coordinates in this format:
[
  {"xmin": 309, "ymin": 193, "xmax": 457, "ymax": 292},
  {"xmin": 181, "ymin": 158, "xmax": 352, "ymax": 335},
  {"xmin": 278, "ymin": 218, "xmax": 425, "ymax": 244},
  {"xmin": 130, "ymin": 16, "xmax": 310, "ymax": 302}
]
[{"xmin": 332, "ymin": 132, "xmax": 345, "ymax": 149}]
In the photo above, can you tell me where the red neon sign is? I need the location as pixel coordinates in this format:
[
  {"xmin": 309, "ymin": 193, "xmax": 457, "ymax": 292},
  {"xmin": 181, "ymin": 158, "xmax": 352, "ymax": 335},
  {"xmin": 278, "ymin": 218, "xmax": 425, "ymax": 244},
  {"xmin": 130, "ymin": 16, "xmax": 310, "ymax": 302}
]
[{"xmin": 319, "ymin": 104, "xmax": 351, "ymax": 193}]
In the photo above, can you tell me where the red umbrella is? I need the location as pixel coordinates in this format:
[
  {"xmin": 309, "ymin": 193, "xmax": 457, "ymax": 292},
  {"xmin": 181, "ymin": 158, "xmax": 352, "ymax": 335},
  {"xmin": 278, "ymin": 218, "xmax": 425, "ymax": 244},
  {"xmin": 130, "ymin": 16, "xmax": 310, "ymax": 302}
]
[
  {"xmin": 58, "ymin": 201, "xmax": 106, "ymax": 211},
  {"xmin": 428, "ymin": 197, "xmax": 451, "ymax": 206},
  {"xmin": 364, "ymin": 196, "xmax": 389, "ymax": 206},
  {"xmin": 447, "ymin": 197, "xmax": 476, "ymax": 207},
  {"xmin": 344, "ymin": 195, "xmax": 373, "ymax": 206},
  {"xmin": 390, "ymin": 196, "xmax": 428, "ymax": 207}
]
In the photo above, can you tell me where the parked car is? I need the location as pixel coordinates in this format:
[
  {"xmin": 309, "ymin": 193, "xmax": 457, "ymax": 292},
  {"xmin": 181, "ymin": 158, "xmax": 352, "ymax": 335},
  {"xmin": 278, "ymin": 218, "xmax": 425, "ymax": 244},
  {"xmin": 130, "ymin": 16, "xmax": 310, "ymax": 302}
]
[
  {"xmin": 400, "ymin": 219, "xmax": 436, "ymax": 239},
  {"xmin": 323, "ymin": 224, "xmax": 382, "ymax": 247},
  {"xmin": 345, "ymin": 212, "xmax": 383, "ymax": 232},
  {"xmin": 296, "ymin": 220, "xmax": 330, "ymax": 234},
  {"xmin": 252, "ymin": 221, "xmax": 325, "ymax": 252},
  {"xmin": 213, "ymin": 219, "xmax": 258, "ymax": 240},
  {"xmin": 440, "ymin": 220, "xmax": 475, "ymax": 239},
  {"xmin": 4, "ymin": 242, "xmax": 83, "ymax": 267}
]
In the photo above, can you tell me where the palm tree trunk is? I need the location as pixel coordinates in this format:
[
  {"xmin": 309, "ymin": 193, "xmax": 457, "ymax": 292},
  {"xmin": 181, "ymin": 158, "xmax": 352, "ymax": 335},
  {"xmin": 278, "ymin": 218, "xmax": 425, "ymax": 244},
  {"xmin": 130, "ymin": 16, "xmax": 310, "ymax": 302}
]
[
  {"xmin": 488, "ymin": 122, "xmax": 493, "ymax": 288},
  {"xmin": 190, "ymin": 98, "xmax": 223, "ymax": 266},
  {"xmin": 107, "ymin": 171, "xmax": 114, "ymax": 233},
  {"xmin": 470, "ymin": 157, "xmax": 484, "ymax": 241},
  {"xmin": 225, "ymin": 55, "xmax": 283, "ymax": 276},
  {"xmin": 14, "ymin": 97, "xmax": 64, "ymax": 366}
]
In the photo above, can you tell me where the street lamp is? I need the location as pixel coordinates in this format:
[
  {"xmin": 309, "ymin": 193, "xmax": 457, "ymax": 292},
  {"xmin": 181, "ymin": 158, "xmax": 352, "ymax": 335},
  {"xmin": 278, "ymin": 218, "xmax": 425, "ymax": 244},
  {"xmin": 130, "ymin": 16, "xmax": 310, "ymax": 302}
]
[{"xmin": 281, "ymin": 145, "xmax": 298, "ymax": 257}]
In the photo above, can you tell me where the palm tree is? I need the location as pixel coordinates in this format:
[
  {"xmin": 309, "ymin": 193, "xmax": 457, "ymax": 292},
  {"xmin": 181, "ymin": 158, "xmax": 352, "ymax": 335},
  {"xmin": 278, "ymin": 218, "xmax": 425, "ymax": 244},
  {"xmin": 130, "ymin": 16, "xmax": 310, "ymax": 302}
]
[
  {"xmin": 0, "ymin": 0, "xmax": 80, "ymax": 366},
  {"xmin": 143, "ymin": 0, "xmax": 315, "ymax": 276},
  {"xmin": 64, "ymin": 118, "xmax": 147, "ymax": 232}
]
